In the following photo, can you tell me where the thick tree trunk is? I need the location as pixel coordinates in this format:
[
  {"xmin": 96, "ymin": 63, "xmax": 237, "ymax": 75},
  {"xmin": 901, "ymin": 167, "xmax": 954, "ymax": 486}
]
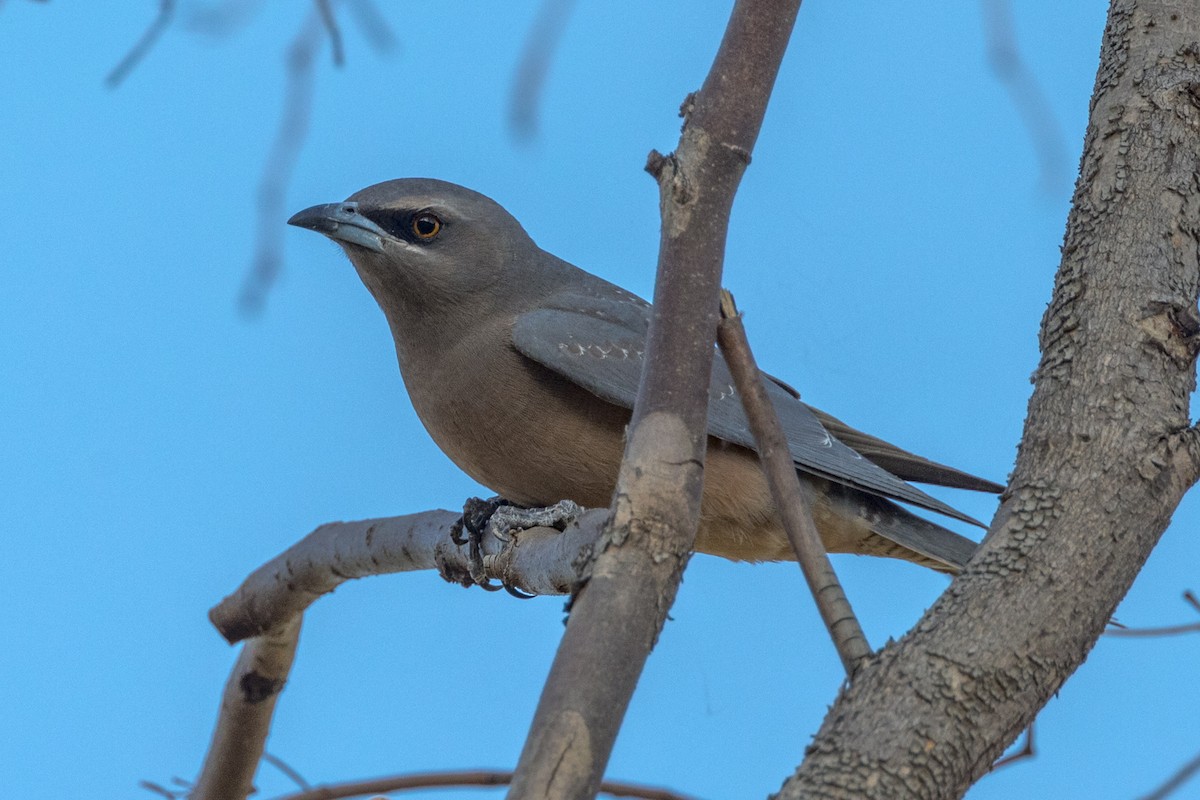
[{"xmin": 778, "ymin": 1, "xmax": 1200, "ymax": 797}]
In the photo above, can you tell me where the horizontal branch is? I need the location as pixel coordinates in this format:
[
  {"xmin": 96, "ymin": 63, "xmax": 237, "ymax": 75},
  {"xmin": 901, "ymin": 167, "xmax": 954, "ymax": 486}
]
[
  {"xmin": 272, "ymin": 768, "xmax": 698, "ymax": 800},
  {"xmin": 210, "ymin": 508, "xmax": 609, "ymax": 643}
]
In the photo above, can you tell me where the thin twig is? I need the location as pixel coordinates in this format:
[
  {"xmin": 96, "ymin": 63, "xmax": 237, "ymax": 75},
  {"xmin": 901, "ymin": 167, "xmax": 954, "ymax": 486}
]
[
  {"xmin": 263, "ymin": 753, "xmax": 312, "ymax": 791},
  {"xmin": 717, "ymin": 290, "xmax": 871, "ymax": 676},
  {"xmin": 990, "ymin": 723, "xmax": 1035, "ymax": 771},
  {"xmin": 508, "ymin": 0, "xmax": 578, "ymax": 141},
  {"xmin": 271, "ymin": 769, "xmax": 700, "ymax": 800},
  {"xmin": 1104, "ymin": 590, "xmax": 1200, "ymax": 637},
  {"xmin": 1138, "ymin": 750, "xmax": 1200, "ymax": 800},
  {"xmin": 106, "ymin": 0, "xmax": 175, "ymax": 88},
  {"xmin": 314, "ymin": 0, "xmax": 344, "ymax": 66},
  {"xmin": 1104, "ymin": 621, "xmax": 1200, "ymax": 638},
  {"xmin": 1183, "ymin": 589, "xmax": 1198, "ymax": 613},
  {"xmin": 980, "ymin": 0, "xmax": 1068, "ymax": 193}
]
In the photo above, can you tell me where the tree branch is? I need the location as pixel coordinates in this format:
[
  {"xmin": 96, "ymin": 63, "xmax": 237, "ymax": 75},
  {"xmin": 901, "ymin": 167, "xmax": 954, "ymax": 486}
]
[
  {"xmin": 507, "ymin": 2, "xmax": 801, "ymax": 798},
  {"xmin": 191, "ymin": 617, "xmax": 302, "ymax": 800},
  {"xmin": 779, "ymin": 1, "xmax": 1200, "ymax": 795},
  {"xmin": 210, "ymin": 508, "xmax": 609, "ymax": 644},
  {"xmin": 716, "ymin": 290, "xmax": 871, "ymax": 676},
  {"xmin": 272, "ymin": 769, "xmax": 699, "ymax": 800}
]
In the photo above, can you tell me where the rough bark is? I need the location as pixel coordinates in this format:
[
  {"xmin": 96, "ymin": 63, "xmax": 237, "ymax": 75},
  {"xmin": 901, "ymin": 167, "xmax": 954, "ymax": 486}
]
[
  {"xmin": 507, "ymin": 2, "xmax": 801, "ymax": 798},
  {"xmin": 778, "ymin": 1, "xmax": 1200, "ymax": 796}
]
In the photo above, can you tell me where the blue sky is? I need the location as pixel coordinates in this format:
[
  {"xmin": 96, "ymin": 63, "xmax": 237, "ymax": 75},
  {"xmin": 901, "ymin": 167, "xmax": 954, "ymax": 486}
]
[{"xmin": 3, "ymin": 2, "xmax": 1198, "ymax": 799}]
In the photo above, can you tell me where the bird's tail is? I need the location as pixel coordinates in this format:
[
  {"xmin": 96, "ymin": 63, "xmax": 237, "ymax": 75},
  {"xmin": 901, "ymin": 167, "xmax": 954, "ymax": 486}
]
[{"xmin": 820, "ymin": 479, "xmax": 980, "ymax": 573}]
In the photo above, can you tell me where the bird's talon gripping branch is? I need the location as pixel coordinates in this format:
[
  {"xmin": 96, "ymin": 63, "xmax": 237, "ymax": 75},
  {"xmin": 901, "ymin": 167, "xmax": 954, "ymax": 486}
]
[
  {"xmin": 454, "ymin": 496, "xmax": 511, "ymax": 588},
  {"xmin": 486, "ymin": 499, "xmax": 583, "ymax": 541}
]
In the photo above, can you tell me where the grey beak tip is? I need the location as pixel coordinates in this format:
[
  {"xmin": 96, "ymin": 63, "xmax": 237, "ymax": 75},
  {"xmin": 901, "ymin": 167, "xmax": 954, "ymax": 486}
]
[
  {"xmin": 287, "ymin": 204, "xmax": 337, "ymax": 232},
  {"xmin": 286, "ymin": 201, "xmax": 388, "ymax": 253}
]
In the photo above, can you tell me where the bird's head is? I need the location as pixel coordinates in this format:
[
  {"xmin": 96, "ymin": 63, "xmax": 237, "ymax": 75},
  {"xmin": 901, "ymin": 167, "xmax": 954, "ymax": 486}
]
[{"xmin": 288, "ymin": 178, "xmax": 537, "ymax": 321}]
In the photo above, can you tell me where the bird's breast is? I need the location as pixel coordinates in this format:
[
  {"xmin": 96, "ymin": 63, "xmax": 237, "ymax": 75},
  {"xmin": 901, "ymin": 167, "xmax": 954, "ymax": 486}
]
[{"xmin": 397, "ymin": 332, "xmax": 630, "ymax": 509}]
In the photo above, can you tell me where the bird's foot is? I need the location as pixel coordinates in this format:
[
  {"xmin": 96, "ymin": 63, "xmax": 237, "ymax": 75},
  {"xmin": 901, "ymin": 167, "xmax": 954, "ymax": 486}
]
[
  {"xmin": 450, "ymin": 497, "xmax": 582, "ymax": 598},
  {"xmin": 486, "ymin": 499, "xmax": 583, "ymax": 541}
]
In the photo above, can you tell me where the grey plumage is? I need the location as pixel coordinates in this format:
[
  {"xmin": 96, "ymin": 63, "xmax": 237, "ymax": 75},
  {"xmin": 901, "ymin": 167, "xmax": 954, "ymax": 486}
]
[{"xmin": 288, "ymin": 178, "xmax": 1001, "ymax": 573}]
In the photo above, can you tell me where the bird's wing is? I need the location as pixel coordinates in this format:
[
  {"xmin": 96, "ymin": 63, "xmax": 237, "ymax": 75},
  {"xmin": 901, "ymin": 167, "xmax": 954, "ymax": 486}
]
[
  {"xmin": 802, "ymin": 405, "xmax": 1005, "ymax": 493},
  {"xmin": 512, "ymin": 302, "xmax": 986, "ymax": 526}
]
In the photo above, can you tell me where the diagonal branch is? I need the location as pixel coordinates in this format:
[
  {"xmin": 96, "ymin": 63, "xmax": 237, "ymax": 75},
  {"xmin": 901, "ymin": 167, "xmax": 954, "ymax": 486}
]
[
  {"xmin": 717, "ymin": 290, "xmax": 871, "ymax": 676},
  {"xmin": 779, "ymin": 1, "xmax": 1200, "ymax": 795},
  {"xmin": 106, "ymin": 0, "xmax": 175, "ymax": 88}
]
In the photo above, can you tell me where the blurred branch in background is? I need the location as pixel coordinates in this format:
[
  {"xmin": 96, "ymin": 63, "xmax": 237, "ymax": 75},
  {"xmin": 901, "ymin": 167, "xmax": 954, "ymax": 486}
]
[
  {"xmin": 981, "ymin": 0, "xmax": 1068, "ymax": 193},
  {"xmin": 237, "ymin": 9, "xmax": 322, "ymax": 315},
  {"xmin": 237, "ymin": 0, "xmax": 394, "ymax": 314},
  {"xmin": 314, "ymin": 0, "xmax": 344, "ymax": 66},
  {"xmin": 508, "ymin": 0, "xmax": 578, "ymax": 142},
  {"xmin": 105, "ymin": 0, "xmax": 392, "ymax": 314},
  {"xmin": 105, "ymin": 0, "xmax": 175, "ymax": 88},
  {"xmin": 1139, "ymin": 750, "xmax": 1200, "ymax": 800}
]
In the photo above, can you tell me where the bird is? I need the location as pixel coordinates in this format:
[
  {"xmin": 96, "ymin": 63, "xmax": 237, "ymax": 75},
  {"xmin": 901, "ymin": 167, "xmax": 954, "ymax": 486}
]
[{"xmin": 288, "ymin": 179, "xmax": 1002, "ymax": 573}]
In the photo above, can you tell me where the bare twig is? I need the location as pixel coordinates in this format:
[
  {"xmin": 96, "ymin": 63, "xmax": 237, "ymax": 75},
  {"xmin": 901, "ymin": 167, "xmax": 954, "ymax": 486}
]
[
  {"xmin": 106, "ymin": 0, "xmax": 175, "ymax": 88},
  {"xmin": 507, "ymin": 3, "xmax": 801, "ymax": 798},
  {"xmin": 990, "ymin": 723, "xmax": 1035, "ymax": 771},
  {"xmin": 263, "ymin": 753, "xmax": 311, "ymax": 791},
  {"xmin": 980, "ymin": 0, "xmax": 1068, "ymax": 193},
  {"xmin": 271, "ymin": 769, "xmax": 700, "ymax": 800},
  {"xmin": 137, "ymin": 780, "xmax": 182, "ymax": 800},
  {"xmin": 1104, "ymin": 621, "xmax": 1200, "ymax": 637},
  {"xmin": 1138, "ymin": 749, "xmax": 1200, "ymax": 800},
  {"xmin": 508, "ymin": 0, "xmax": 578, "ymax": 141},
  {"xmin": 314, "ymin": 0, "xmax": 344, "ymax": 66},
  {"xmin": 1104, "ymin": 591, "xmax": 1200, "ymax": 637},
  {"xmin": 191, "ymin": 618, "xmax": 303, "ymax": 800},
  {"xmin": 717, "ymin": 290, "xmax": 871, "ymax": 676}
]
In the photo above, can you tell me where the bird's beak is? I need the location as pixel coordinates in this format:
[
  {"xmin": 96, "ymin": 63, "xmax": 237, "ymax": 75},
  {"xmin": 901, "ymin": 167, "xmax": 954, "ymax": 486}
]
[{"xmin": 287, "ymin": 202, "xmax": 390, "ymax": 254}]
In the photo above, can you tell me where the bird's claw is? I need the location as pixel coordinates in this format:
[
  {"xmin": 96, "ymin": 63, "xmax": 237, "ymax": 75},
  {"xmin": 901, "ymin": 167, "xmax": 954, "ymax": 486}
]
[
  {"xmin": 486, "ymin": 499, "xmax": 583, "ymax": 540},
  {"xmin": 451, "ymin": 497, "xmax": 583, "ymax": 597}
]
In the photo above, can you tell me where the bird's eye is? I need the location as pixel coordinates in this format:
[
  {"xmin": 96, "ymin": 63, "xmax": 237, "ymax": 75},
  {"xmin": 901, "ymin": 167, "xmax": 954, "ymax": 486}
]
[{"xmin": 411, "ymin": 213, "xmax": 442, "ymax": 240}]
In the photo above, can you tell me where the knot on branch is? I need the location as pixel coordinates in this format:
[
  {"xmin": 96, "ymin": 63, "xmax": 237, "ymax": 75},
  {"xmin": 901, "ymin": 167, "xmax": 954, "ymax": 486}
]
[
  {"xmin": 434, "ymin": 542, "xmax": 476, "ymax": 588},
  {"xmin": 644, "ymin": 149, "xmax": 693, "ymax": 207},
  {"xmin": 678, "ymin": 91, "xmax": 697, "ymax": 121},
  {"xmin": 1139, "ymin": 301, "xmax": 1200, "ymax": 365},
  {"xmin": 239, "ymin": 671, "xmax": 285, "ymax": 704}
]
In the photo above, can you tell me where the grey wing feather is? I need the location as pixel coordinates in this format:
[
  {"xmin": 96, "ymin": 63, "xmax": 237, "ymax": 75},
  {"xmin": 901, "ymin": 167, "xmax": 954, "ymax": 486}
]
[
  {"xmin": 804, "ymin": 405, "xmax": 1005, "ymax": 493},
  {"xmin": 512, "ymin": 300, "xmax": 988, "ymax": 527}
]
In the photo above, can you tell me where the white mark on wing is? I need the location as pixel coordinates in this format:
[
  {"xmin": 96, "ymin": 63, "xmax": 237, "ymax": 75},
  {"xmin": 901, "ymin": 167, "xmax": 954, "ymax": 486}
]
[{"xmin": 714, "ymin": 383, "xmax": 737, "ymax": 401}]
